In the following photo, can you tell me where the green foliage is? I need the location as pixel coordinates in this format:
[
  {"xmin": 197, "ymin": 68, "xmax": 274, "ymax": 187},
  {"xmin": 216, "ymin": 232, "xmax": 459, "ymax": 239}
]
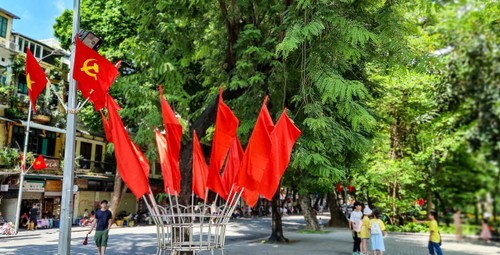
[
  {"xmin": 52, "ymin": 0, "xmax": 499, "ymax": 219},
  {"xmin": 386, "ymin": 222, "xmax": 429, "ymax": 233},
  {"xmin": 0, "ymin": 148, "xmax": 34, "ymax": 171}
]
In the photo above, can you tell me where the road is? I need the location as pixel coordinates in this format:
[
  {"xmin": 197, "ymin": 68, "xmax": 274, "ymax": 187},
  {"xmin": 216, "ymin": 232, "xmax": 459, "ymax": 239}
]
[{"xmin": 1, "ymin": 215, "xmax": 498, "ymax": 255}]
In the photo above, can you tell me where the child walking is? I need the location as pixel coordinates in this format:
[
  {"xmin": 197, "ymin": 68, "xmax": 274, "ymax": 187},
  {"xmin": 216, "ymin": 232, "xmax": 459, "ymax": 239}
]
[
  {"xmin": 360, "ymin": 205, "xmax": 372, "ymax": 255},
  {"xmin": 480, "ymin": 218, "xmax": 492, "ymax": 243},
  {"xmin": 349, "ymin": 201, "xmax": 363, "ymax": 255},
  {"xmin": 370, "ymin": 210, "xmax": 386, "ymax": 255},
  {"xmin": 414, "ymin": 211, "xmax": 443, "ymax": 255}
]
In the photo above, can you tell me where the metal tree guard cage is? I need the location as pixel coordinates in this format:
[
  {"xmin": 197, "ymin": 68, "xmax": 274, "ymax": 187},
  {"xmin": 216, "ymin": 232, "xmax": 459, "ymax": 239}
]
[{"xmin": 143, "ymin": 186, "xmax": 243, "ymax": 255}]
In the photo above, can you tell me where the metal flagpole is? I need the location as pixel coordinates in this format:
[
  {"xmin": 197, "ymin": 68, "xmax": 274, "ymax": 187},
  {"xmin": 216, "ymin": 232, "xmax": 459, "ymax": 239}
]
[
  {"xmin": 13, "ymin": 102, "xmax": 33, "ymax": 234},
  {"xmin": 57, "ymin": 0, "xmax": 80, "ymax": 254}
]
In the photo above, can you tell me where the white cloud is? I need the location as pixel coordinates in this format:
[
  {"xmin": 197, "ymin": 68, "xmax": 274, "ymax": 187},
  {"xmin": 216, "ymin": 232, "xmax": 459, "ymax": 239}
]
[
  {"xmin": 20, "ymin": 10, "xmax": 31, "ymax": 20},
  {"xmin": 54, "ymin": 0, "xmax": 66, "ymax": 13}
]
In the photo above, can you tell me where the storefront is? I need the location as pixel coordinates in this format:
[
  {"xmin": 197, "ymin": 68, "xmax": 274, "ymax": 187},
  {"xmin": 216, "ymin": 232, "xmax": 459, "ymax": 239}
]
[
  {"xmin": 43, "ymin": 180, "xmax": 62, "ymax": 219},
  {"xmin": 73, "ymin": 176, "xmax": 138, "ymax": 220},
  {"xmin": 21, "ymin": 180, "xmax": 45, "ymax": 219}
]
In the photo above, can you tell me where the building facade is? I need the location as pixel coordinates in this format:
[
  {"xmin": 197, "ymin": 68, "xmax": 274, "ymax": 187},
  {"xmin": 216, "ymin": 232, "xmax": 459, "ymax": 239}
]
[{"xmin": 0, "ymin": 8, "xmax": 139, "ymax": 226}]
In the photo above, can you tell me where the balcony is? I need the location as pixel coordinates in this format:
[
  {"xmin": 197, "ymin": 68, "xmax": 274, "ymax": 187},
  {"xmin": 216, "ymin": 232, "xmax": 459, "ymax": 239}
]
[{"xmin": 75, "ymin": 159, "xmax": 114, "ymax": 176}]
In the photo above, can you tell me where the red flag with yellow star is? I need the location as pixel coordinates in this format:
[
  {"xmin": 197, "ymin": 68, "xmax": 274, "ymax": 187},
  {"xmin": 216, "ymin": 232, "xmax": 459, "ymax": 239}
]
[
  {"xmin": 73, "ymin": 37, "xmax": 118, "ymax": 110},
  {"xmin": 32, "ymin": 155, "xmax": 47, "ymax": 170},
  {"xmin": 25, "ymin": 48, "xmax": 48, "ymax": 113}
]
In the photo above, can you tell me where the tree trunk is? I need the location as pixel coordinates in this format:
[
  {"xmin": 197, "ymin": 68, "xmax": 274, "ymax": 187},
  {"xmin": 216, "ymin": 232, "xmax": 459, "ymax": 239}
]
[
  {"xmin": 327, "ymin": 191, "xmax": 348, "ymax": 227},
  {"xmin": 109, "ymin": 170, "xmax": 127, "ymax": 219},
  {"xmin": 301, "ymin": 194, "xmax": 319, "ymax": 230},
  {"xmin": 269, "ymin": 187, "xmax": 288, "ymax": 243},
  {"xmin": 427, "ymin": 191, "xmax": 433, "ymax": 214},
  {"xmin": 391, "ymin": 179, "xmax": 398, "ymax": 224}
]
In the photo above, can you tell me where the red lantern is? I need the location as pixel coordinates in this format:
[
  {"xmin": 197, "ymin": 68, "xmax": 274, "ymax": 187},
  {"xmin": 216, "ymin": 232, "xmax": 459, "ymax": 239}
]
[
  {"xmin": 348, "ymin": 185, "xmax": 355, "ymax": 193},
  {"xmin": 336, "ymin": 182, "xmax": 343, "ymax": 193},
  {"xmin": 417, "ymin": 199, "xmax": 425, "ymax": 207}
]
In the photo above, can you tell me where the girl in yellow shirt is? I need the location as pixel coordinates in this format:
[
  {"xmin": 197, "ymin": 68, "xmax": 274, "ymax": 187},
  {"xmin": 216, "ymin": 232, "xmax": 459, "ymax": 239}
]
[{"xmin": 360, "ymin": 206, "xmax": 372, "ymax": 255}]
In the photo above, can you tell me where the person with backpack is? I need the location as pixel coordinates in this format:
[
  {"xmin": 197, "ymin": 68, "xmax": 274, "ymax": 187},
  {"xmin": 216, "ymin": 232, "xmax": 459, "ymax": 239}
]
[{"xmin": 370, "ymin": 210, "xmax": 386, "ymax": 255}]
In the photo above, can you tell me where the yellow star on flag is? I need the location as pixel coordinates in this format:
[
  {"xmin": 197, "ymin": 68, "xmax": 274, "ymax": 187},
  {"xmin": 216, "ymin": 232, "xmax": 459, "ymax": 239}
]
[{"xmin": 26, "ymin": 73, "xmax": 34, "ymax": 91}]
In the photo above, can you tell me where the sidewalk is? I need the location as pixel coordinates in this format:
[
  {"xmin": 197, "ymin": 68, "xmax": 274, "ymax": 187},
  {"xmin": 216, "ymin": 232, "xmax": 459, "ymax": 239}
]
[
  {"xmin": 207, "ymin": 227, "xmax": 500, "ymax": 255},
  {"xmin": 0, "ymin": 225, "xmax": 92, "ymax": 239}
]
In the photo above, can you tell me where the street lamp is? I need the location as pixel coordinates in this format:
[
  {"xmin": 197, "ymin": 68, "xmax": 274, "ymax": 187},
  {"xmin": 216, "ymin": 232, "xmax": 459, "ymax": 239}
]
[{"xmin": 78, "ymin": 30, "xmax": 103, "ymax": 50}]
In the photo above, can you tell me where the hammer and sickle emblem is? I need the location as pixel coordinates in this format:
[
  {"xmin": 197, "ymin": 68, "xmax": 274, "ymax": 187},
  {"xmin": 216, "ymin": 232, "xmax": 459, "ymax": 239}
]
[{"xmin": 81, "ymin": 59, "xmax": 99, "ymax": 80}]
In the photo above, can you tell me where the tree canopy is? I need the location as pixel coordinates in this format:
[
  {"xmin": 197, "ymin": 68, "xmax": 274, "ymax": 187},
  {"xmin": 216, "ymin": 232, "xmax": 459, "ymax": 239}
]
[{"xmin": 53, "ymin": 0, "xmax": 499, "ymax": 229}]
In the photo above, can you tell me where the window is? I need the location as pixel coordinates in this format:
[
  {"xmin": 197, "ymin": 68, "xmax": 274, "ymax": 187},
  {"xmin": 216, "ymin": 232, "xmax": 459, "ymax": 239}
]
[
  {"xmin": 29, "ymin": 42, "xmax": 35, "ymax": 54},
  {"xmin": 17, "ymin": 38, "xmax": 23, "ymax": 51},
  {"xmin": 95, "ymin": 144, "xmax": 103, "ymax": 162},
  {"xmin": 35, "ymin": 45, "xmax": 42, "ymax": 58},
  {"xmin": 0, "ymin": 16, "xmax": 7, "ymax": 38},
  {"xmin": 43, "ymin": 131, "xmax": 57, "ymax": 156},
  {"xmin": 18, "ymin": 74, "xmax": 28, "ymax": 94},
  {"xmin": 11, "ymin": 125, "xmax": 24, "ymax": 149},
  {"xmin": 79, "ymin": 142, "xmax": 92, "ymax": 169}
]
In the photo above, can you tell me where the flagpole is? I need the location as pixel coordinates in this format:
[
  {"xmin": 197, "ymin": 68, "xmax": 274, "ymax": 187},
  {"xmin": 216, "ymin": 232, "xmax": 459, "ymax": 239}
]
[
  {"xmin": 57, "ymin": 0, "xmax": 80, "ymax": 254},
  {"xmin": 13, "ymin": 102, "xmax": 33, "ymax": 234}
]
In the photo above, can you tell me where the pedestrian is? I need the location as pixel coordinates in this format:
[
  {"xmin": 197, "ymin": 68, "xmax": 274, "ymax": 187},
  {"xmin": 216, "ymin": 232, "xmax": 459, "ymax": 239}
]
[
  {"xmin": 20, "ymin": 212, "xmax": 29, "ymax": 228},
  {"xmin": 349, "ymin": 201, "xmax": 363, "ymax": 255},
  {"xmin": 480, "ymin": 218, "xmax": 492, "ymax": 243},
  {"xmin": 88, "ymin": 200, "xmax": 113, "ymax": 255},
  {"xmin": 29, "ymin": 204, "xmax": 39, "ymax": 230},
  {"xmin": 370, "ymin": 210, "xmax": 386, "ymax": 255},
  {"xmin": 413, "ymin": 211, "xmax": 443, "ymax": 255},
  {"xmin": 453, "ymin": 209, "xmax": 462, "ymax": 241},
  {"xmin": 360, "ymin": 205, "xmax": 372, "ymax": 255}
]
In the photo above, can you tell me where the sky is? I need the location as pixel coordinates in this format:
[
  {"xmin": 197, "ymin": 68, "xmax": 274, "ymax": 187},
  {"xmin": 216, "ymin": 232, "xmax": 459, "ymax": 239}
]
[{"xmin": 0, "ymin": 0, "xmax": 73, "ymax": 40}]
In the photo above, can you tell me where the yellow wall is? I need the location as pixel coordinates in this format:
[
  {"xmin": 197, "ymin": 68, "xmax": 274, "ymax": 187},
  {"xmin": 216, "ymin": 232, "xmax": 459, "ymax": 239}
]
[
  {"xmin": 75, "ymin": 137, "xmax": 106, "ymax": 167},
  {"xmin": 73, "ymin": 190, "xmax": 137, "ymax": 218}
]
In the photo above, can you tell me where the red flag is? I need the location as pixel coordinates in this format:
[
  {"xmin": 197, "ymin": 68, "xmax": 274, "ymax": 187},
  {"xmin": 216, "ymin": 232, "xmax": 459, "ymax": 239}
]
[
  {"xmin": 192, "ymin": 131, "xmax": 209, "ymax": 199},
  {"xmin": 131, "ymin": 142, "xmax": 150, "ymax": 178},
  {"xmin": 237, "ymin": 97, "xmax": 274, "ymax": 192},
  {"xmin": 100, "ymin": 110, "xmax": 113, "ymax": 142},
  {"xmin": 242, "ymin": 189, "xmax": 260, "ymax": 208},
  {"xmin": 207, "ymin": 88, "xmax": 239, "ymax": 199},
  {"xmin": 25, "ymin": 48, "xmax": 48, "ymax": 113},
  {"xmin": 154, "ymin": 127, "xmax": 177, "ymax": 195},
  {"xmin": 221, "ymin": 137, "xmax": 244, "ymax": 193},
  {"xmin": 19, "ymin": 152, "xmax": 25, "ymax": 173},
  {"xmin": 73, "ymin": 37, "xmax": 118, "ymax": 110},
  {"xmin": 105, "ymin": 94, "xmax": 149, "ymax": 198},
  {"xmin": 159, "ymin": 85, "xmax": 182, "ymax": 194},
  {"xmin": 32, "ymin": 155, "xmax": 47, "ymax": 170},
  {"xmin": 259, "ymin": 110, "xmax": 301, "ymax": 200}
]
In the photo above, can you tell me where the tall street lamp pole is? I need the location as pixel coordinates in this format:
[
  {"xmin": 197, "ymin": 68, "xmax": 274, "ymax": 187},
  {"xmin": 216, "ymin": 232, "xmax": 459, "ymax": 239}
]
[{"xmin": 57, "ymin": 0, "xmax": 80, "ymax": 254}]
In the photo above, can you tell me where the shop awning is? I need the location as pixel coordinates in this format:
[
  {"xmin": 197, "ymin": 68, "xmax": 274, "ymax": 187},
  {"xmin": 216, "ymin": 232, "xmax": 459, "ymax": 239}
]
[
  {"xmin": 0, "ymin": 116, "xmax": 13, "ymax": 122},
  {"xmin": 76, "ymin": 175, "xmax": 114, "ymax": 181},
  {"xmin": 24, "ymin": 174, "xmax": 63, "ymax": 180},
  {"xmin": 20, "ymin": 120, "xmax": 66, "ymax": 134}
]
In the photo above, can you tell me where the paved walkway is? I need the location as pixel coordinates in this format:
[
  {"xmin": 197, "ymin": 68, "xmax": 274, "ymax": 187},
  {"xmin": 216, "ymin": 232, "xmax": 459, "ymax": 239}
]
[
  {"xmin": 1, "ymin": 216, "xmax": 498, "ymax": 254},
  {"xmin": 207, "ymin": 228, "xmax": 499, "ymax": 255}
]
